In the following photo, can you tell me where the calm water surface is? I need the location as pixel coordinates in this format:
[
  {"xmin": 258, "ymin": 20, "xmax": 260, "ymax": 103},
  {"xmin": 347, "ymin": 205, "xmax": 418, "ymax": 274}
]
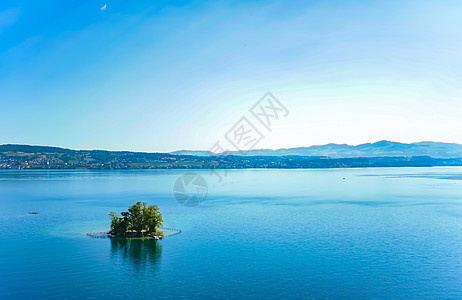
[{"xmin": 1, "ymin": 168, "xmax": 462, "ymax": 299}]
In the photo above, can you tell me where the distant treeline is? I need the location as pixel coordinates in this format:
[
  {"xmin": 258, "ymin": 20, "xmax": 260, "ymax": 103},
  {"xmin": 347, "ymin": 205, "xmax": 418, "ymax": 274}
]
[{"xmin": 1, "ymin": 144, "xmax": 461, "ymax": 170}]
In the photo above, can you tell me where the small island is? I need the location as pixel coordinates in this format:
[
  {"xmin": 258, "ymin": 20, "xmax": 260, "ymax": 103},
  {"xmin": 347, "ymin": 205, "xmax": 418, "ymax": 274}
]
[{"xmin": 109, "ymin": 202, "xmax": 164, "ymax": 240}]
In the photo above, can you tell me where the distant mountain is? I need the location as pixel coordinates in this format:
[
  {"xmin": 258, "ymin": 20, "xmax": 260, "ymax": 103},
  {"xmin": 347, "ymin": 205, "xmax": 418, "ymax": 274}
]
[
  {"xmin": 171, "ymin": 141, "xmax": 462, "ymax": 159},
  {"xmin": 1, "ymin": 142, "xmax": 462, "ymax": 169}
]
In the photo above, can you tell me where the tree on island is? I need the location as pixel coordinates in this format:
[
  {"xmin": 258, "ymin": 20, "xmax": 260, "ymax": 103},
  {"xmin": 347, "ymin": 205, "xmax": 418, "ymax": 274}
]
[{"xmin": 109, "ymin": 202, "xmax": 164, "ymax": 238}]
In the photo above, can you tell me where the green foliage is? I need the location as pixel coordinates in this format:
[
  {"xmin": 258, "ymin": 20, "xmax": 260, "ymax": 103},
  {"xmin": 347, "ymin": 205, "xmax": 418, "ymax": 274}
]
[
  {"xmin": 109, "ymin": 202, "xmax": 164, "ymax": 237},
  {"xmin": 128, "ymin": 202, "xmax": 145, "ymax": 232},
  {"xmin": 109, "ymin": 211, "xmax": 127, "ymax": 236}
]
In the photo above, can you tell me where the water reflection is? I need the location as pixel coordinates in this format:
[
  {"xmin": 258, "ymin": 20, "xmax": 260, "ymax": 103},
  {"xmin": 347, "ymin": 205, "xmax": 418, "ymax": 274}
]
[{"xmin": 110, "ymin": 237, "xmax": 162, "ymax": 271}]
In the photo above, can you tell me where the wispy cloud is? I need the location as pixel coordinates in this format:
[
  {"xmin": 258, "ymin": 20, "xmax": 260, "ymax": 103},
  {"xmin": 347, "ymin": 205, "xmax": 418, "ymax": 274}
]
[{"xmin": 100, "ymin": 4, "xmax": 107, "ymax": 11}]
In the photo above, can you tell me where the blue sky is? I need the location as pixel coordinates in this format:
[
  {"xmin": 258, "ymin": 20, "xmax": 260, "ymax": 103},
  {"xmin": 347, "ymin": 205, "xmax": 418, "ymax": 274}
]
[{"xmin": 1, "ymin": 0, "xmax": 461, "ymax": 152}]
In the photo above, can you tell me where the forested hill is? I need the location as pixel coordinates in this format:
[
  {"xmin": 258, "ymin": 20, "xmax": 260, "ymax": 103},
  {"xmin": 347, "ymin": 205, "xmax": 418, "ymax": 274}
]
[
  {"xmin": 173, "ymin": 141, "xmax": 462, "ymax": 159},
  {"xmin": 1, "ymin": 143, "xmax": 462, "ymax": 169}
]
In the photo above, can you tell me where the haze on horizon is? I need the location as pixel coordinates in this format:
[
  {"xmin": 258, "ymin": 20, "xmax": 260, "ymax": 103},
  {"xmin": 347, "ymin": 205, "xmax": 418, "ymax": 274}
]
[{"xmin": 1, "ymin": 0, "xmax": 461, "ymax": 152}]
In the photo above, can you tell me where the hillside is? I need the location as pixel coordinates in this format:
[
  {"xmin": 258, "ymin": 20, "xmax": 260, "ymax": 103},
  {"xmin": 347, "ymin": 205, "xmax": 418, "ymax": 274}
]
[
  {"xmin": 172, "ymin": 141, "xmax": 462, "ymax": 158},
  {"xmin": 1, "ymin": 142, "xmax": 462, "ymax": 169}
]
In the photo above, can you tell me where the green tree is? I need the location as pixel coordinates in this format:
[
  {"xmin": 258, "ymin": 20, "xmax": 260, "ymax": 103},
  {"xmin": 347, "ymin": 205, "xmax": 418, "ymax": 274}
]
[
  {"xmin": 109, "ymin": 211, "xmax": 127, "ymax": 236},
  {"xmin": 128, "ymin": 202, "xmax": 146, "ymax": 232},
  {"xmin": 145, "ymin": 204, "xmax": 164, "ymax": 234}
]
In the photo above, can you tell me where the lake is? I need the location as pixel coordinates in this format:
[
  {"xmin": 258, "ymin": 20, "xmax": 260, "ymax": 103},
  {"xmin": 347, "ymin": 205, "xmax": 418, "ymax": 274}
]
[{"xmin": 1, "ymin": 168, "xmax": 462, "ymax": 299}]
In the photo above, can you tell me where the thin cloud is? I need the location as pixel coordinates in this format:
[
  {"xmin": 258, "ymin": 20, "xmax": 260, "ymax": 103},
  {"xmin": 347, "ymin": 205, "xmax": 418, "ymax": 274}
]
[{"xmin": 100, "ymin": 4, "xmax": 107, "ymax": 11}]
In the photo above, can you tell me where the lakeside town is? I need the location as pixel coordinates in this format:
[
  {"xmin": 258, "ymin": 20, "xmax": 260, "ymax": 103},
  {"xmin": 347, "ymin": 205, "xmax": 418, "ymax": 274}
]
[{"xmin": 1, "ymin": 144, "xmax": 461, "ymax": 170}]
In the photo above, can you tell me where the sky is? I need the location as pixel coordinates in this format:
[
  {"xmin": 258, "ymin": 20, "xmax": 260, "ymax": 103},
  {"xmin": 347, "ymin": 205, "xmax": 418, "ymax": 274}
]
[{"xmin": 0, "ymin": 0, "xmax": 461, "ymax": 152}]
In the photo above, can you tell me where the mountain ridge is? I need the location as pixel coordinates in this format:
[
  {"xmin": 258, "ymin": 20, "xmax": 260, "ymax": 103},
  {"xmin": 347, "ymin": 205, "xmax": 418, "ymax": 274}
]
[
  {"xmin": 2, "ymin": 141, "xmax": 462, "ymax": 159},
  {"xmin": 171, "ymin": 141, "xmax": 462, "ymax": 159},
  {"xmin": 1, "ymin": 142, "xmax": 462, "ymax": 169}
]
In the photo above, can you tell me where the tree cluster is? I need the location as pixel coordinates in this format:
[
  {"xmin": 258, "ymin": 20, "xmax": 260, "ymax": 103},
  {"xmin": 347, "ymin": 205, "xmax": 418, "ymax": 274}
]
[{"xmin": 109, "ymin": 202, "xmax": 164, "ymax": 237}]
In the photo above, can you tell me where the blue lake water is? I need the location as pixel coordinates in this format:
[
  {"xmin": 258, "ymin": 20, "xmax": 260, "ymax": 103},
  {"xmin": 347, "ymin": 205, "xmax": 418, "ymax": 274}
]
[{"xmin": 1, "ymin": 168, "xmax": 462, "ymax": 299}]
